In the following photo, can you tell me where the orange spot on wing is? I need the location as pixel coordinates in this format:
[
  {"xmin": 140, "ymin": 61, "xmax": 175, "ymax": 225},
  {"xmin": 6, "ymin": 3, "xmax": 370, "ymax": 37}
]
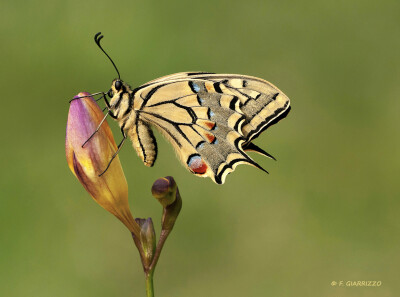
[
  {"xmin": 188, "ymin": 156, "xmax": 208, "ymax": 174},
  {"xmin": 205, "ymin": 121, "xmax": 216, "ymax": 130},
  {"xmin": 205, "ymin": 133, "xmax": 215, "ymax": 143},
  {"xmin": 193, "ymin": 161, "xmax": 207, "ymax": 174}
]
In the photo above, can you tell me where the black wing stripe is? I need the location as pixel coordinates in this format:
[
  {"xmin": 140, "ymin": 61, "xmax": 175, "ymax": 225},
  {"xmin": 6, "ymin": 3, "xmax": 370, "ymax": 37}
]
[
  {"xmin": 139, "ymin": 111, "xmax": 194, "ymax": 147},
  {"xmin": 123, "ymin": 93, "xmax": 134, "ymax": 117},
  {"xmin": 233, "ymin": 115, "xmax": 246, "ymax": 132},
  {"xmin": 216, "ymin": 158, "xmax": 249, "ymax": 184},
  {"xmin": 135, "ymin": 117, "xmax": 147, "ymax": 163},
  {"xmin": 187, "ymin": 72, "xmax": 215, "ymax": 76},
  {"xmin": 143, "ymin": 84, "xmax": 164, "ymax": 101},
  {"xmin": 246, "ymin": 102, "xmax": 290, "ymax": 141},
  {"xmin": 147, "ymin": 93, "xmax": 195, "ymax": 107},
  {"xmin": 173, "ymin": 102, "xmax": 197, "ymax": 123},
  {"xmin": 213, "ymin": 82, "xmax": 223, "ymax": 93}
]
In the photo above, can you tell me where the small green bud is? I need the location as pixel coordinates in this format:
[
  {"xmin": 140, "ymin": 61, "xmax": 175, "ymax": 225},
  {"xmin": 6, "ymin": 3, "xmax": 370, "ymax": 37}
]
[
  {"xmin": 151, "ymin": 176, "xmax": 177, "ymax": 208},
  {"xmin": 151, "ymin": 176, "xmax": 182, "ymax": 231},
  {"xmin": 161, "ymin": 188, "xmax": 182, "ymax": 231},
  {"xmin": 135, "ymin": 218, "xmax": 156, "ymax": 267}
]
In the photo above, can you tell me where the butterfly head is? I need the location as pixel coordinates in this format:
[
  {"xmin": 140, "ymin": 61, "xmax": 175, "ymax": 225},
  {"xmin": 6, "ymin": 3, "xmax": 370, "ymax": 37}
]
[
  {"xmin": 107, "ymin": 79, "xmax": 127, "ymax": 101},
  {"xmin": 106, "ymin": 79, "xmax": 133, "ymax": 119},
  {"xmin": 107, "ymin": 79, "xmax": 123, "ymax": 99}
]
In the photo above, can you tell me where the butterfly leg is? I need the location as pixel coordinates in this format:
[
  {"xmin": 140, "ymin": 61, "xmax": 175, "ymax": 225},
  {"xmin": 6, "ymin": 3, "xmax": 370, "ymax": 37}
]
[
  {"xmin": 100, "ymin": 93, "xmax": 118, "ymax": 119},
  {"xmin": 69, "ymin": 91, "xmax": 105, "ymax": 103},
  {"xmin": 82, "ymin": 112, "xmax": 110, "ymax": 148},
  {"xmin": 100, "ymin": 92, "xmax": 111, "ymax": 108},
  {"xmin": 96, "ymin": 92, "xmax": 112, "ymax": 114},
  {"xmin": 90, "ymin": 91, "xmax": 116, "ymax": 118},
  {"xmin": 98, "ymin": 128, "xmax": 127, "ymax": 177},
  {"xmin": 71, "ymin": 91, "xmax": 110, "ymax": 110},
  {"xmin": 81, "ymin": 92, "xmax": 118, "ymax": 147}
]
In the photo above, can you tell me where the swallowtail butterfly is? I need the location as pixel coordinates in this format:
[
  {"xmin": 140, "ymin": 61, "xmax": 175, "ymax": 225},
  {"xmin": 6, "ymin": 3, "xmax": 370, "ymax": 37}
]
[{"xmin": 82, "ymin": 33, "xmax": 291, "ymax": 184}]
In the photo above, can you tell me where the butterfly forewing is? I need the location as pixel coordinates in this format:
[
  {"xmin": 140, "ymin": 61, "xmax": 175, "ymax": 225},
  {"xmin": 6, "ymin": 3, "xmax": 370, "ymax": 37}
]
[{"xmin": 130, "ymin": 73, "xmax": 290, "ymax": 184}]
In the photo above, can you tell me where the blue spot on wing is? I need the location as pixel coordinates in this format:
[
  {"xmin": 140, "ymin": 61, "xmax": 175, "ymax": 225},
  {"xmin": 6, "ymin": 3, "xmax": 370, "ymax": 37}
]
[
  {"xmin": 189, "ymin": 81, "xmax": 201, "ymax": 93},
  {"xmin": 193, "ymin": 83, "xmax": 200, "ymax": 92},
  {"xmin": 188, "ymin": 155, "xmax": 201, "ymax": 166}
]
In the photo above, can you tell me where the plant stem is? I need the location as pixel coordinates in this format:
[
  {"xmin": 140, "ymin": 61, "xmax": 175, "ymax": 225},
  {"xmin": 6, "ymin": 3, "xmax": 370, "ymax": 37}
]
[
  {"xmin": 149, "ymin": 229, "xmax": 170, "ymax": 271},
  {"xmin": 145, "ymin": 271, "xmax": 154, "ymax": 297}
]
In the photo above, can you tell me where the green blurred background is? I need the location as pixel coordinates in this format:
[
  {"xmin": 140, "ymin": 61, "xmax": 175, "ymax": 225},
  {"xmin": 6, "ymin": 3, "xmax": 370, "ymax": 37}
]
[{"xmin": 1, "ymin": 0, "xmax": 399, "ymax": 296}]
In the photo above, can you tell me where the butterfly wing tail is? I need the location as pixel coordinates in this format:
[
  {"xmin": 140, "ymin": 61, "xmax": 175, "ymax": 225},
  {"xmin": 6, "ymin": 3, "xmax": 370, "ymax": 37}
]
[{"xmin": 243, "ymin": 142, "xmax": 276, "ymax": 161}]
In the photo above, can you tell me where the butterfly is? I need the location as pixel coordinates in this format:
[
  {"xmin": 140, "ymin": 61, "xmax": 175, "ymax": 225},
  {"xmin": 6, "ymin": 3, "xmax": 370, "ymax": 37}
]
[{"xmin": 85, "ymin": 33, "xmax": 291, "ymax": 184}]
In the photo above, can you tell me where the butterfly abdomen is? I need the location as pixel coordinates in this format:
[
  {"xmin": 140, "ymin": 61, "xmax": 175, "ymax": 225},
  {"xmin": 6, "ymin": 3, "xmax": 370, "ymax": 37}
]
[{"xmin": 126, "ymin": 118, "xmax": 158, "ymax": 167}]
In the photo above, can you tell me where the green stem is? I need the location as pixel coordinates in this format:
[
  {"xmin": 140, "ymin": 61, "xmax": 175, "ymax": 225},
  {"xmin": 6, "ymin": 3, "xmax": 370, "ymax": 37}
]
[
  {"xmin": 149, "ymin": 229, "xmax": 170, "ymax": 271},
  {"xmin": 145, "ymin": 271, "xmax": 154, "ymax": 297}
]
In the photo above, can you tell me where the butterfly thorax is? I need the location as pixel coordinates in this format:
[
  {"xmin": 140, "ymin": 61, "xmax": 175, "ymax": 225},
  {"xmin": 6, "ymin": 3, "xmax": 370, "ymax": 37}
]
[
  {"xmin": 108, "ymin": 79, "xmax": 158, "ymax": 168},
  {"xmin": 108, "ymin": 79, "xmax": 136, "ymax": 121}
]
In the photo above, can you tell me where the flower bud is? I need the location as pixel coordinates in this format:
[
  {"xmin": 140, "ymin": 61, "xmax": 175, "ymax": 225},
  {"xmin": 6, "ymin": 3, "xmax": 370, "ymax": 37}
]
[
  {"xmin": 135, "ymin": 218, "xmax": 156, "ymax": 267},
  {"xmin": 66, "ymin": 92, "xmax": 139, "ymax": 236},
  {"xmin": 161, "ymin": 189, "xmax": 182, "ymax": 231},
  {"xmin": 151, "ymin": 177, "xmax": 182, "ymax": 231},
  {"xmin": 151, "ymin": 176, "xmax": 177, "ymax": 208}
]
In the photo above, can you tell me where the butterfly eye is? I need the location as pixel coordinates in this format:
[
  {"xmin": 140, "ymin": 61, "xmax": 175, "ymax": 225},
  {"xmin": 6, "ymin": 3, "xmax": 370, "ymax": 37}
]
[
  {"xmin": 107, "ymin": 89, "xmax": 114, "ymax": 98},
  {"xmin": 114, "ymin": 80, "xmax": 122, "ymax": 91}
]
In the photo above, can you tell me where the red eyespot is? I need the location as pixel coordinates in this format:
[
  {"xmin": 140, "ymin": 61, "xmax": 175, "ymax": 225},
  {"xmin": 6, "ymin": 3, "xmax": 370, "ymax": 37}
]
[{"xmin": 187, "ymin": 155, "xmax": 208, "ymax": 174}]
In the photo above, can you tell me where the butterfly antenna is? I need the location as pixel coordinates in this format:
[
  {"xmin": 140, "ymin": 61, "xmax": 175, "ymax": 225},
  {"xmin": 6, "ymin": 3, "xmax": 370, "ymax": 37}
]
[{"xmin": 94, "ymin": 32, "xmax": 121, "ymax": 80}]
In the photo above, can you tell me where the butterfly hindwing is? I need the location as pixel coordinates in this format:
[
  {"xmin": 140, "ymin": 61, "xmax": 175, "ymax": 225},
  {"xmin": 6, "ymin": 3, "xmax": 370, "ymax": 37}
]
[
  {"xmin": 130, "ymin": 73, "xmax": 290, "ymax": 184},
  {"xmin": 138, "ymin": 89, "xmax": 259, "ymax": 184}
]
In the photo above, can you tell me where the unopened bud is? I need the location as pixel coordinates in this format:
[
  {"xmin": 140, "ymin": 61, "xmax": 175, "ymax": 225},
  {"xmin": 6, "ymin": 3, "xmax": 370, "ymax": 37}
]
[
  {"xmin": 151, "ymin": 176, "xmax": 177, "ymax": 208},
  {"xmin": 66, "ymin": 92, "xmax": 138, "ymax": 236},
  {"xmin": 161, "ymin": 188, "xmax": 182, "ymax": 231},
  {"xmin": 135, "ymin": 218, "xmax": 156, "ymax": 267}
]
